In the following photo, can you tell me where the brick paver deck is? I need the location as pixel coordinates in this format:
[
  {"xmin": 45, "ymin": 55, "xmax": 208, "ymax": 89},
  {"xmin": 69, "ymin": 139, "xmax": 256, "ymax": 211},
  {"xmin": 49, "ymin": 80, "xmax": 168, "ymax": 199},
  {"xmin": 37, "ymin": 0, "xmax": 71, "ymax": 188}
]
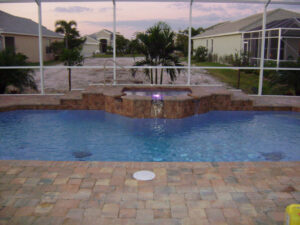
[{"xmin": 0, "ymin": 160, "xmax": 299, "ymax": 225}]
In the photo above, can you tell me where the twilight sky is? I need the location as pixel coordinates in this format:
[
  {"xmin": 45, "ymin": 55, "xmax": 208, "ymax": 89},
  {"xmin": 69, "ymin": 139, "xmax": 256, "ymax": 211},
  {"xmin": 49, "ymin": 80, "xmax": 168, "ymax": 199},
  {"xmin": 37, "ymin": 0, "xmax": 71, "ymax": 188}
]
[{"xmin": 1, "ymin": 2, "xmax": 300, "ymax": 39}]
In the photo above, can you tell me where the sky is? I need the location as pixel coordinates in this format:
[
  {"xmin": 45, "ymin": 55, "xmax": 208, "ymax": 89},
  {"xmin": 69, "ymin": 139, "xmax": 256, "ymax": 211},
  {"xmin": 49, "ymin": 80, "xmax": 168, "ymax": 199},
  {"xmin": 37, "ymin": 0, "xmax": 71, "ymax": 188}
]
[{"xmin": 1, "ymin": 1, "xmax": 300, "ymax": 39}]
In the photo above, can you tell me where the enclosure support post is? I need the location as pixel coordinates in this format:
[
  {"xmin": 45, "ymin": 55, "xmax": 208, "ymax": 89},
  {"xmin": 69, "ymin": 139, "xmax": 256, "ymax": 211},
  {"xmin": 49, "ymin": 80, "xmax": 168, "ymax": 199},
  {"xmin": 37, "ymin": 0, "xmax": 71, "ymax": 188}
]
[
  {"xmin": 241, "ymin": 32, "xmax": 244, "ymax": 53},
  {"xmin": 113, "ymin": 0, "xmax": 116, "ymax": 85},
  {"xmin": 187, "ymin": 0, "xmax": 193, "ymax": 85},
  {"xmin": 258, "ymin": 0, "xmax": 270, "ymax": 96},
  {"xmin": 276, "ymin": 28, "xmax": 282, "ymax": 69},
  {"xmin": 36, "ymin": 0, "xmax": 44, "ymax": 94},
  {"xmin": 267, "ymin": 30, "xmax": 271, "ymax": 60}
]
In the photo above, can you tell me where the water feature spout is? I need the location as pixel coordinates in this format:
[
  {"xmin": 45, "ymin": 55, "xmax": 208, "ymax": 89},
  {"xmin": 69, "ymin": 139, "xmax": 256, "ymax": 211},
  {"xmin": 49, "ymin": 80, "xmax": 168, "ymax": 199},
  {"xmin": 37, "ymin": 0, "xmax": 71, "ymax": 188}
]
[
  {"xmin": 151, "ymin": 93, "xmax": 164, "ymax": 117},
  {"xmin": 152, "ymin": 93, "xmax": 163, "ymax": 101}
]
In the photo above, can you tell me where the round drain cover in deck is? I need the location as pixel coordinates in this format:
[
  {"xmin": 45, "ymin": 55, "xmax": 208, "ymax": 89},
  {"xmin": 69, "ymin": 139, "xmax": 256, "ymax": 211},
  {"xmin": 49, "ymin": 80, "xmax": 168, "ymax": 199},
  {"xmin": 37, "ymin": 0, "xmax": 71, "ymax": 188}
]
[{"xmin": 133, "ymin": 170, "xmax": 155, "ymax": 181}]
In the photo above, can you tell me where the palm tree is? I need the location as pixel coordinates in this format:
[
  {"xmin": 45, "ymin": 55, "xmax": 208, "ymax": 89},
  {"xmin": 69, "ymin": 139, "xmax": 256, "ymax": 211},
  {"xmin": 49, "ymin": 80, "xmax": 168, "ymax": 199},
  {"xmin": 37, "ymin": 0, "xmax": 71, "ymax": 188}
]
[
  {"xmin": 54, "ymin": 20, "xmax": 85, "ymax": 91},
  {"xmin": 133, "ymin": 22, "xmax": 183, "ymax": 84},
  {"xmin": 55, "ymin": 20, "xmax": 82, "ymax": 49}
]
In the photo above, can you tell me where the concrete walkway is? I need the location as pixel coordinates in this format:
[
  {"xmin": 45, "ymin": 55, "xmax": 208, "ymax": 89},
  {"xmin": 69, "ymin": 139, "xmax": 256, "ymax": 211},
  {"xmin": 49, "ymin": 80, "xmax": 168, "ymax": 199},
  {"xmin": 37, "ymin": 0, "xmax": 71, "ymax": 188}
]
[{"xmin": 33, "ymin": 57, "xmax": 221, "ymax": 93}]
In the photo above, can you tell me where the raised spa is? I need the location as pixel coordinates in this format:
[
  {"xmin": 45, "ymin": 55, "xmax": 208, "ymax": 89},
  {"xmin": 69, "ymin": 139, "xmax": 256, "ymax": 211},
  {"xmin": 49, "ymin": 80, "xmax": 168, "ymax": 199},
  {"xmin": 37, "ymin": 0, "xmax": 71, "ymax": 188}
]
[{"xmin": 123, "ymin": 89, "xmax": 191, "ymax": 97}]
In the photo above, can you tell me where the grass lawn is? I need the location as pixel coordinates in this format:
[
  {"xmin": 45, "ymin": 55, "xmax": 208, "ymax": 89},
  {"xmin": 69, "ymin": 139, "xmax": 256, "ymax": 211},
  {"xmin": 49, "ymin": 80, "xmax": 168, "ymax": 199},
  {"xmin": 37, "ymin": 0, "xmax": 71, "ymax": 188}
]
[
  {"xmin": 193, "ymin": 61, "xmax": 282, "ymax": 95},
  {"xmin": 28, "ymin": 60, "xmax": 61, "ymax": 66},
  {"xmin": 93, "ymin": 53, "xmax": 143, "ymax": 58}
]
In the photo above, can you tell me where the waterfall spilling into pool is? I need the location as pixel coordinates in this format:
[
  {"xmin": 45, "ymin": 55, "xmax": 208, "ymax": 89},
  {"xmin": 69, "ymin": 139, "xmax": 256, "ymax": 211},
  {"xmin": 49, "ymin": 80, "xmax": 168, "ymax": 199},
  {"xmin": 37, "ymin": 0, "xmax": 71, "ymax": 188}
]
[{"xmin": 151, "ymin": 93, "xmax": 164, "ymax": 117}]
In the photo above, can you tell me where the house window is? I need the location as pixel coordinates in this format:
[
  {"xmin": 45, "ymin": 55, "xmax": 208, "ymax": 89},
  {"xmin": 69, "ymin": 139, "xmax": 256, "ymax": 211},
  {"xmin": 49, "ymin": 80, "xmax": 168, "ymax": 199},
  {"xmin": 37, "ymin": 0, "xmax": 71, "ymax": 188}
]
[
  {"xmin": 45, "ymin": 39, "xmax": 52, "ymax": 54},
  {"xmin": 243, "ymin": 41, "xmax": 248, "ymax": 54},
  {"xmin": 46, "ymin": 46, "xmax": 52, "ymax": 54},
  {"xmin": 0, "ymin": 37, "xmax": 3, "ymax": 51},
  {"xmin": 211, "ymin": 39, "xmax": 214, "ymax": 53},
  {"xmin": 5, "ymin": 36, "xmax": 15, "ymax": 52}
]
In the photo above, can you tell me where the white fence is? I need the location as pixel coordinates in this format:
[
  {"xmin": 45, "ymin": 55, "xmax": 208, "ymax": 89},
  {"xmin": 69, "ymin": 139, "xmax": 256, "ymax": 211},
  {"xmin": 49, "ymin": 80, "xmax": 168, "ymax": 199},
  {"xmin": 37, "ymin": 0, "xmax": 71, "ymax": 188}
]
[{"xmin": 1, "ymin": 0, "xmax": 300, "ymax": 95}]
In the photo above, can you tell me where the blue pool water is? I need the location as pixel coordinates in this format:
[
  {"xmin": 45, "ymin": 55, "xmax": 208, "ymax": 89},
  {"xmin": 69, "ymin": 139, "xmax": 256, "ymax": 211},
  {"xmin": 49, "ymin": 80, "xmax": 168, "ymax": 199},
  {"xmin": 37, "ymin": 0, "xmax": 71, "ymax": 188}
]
[{"xmin": 0, "ymin": 110, "xmax": 299, "ymax": 162}]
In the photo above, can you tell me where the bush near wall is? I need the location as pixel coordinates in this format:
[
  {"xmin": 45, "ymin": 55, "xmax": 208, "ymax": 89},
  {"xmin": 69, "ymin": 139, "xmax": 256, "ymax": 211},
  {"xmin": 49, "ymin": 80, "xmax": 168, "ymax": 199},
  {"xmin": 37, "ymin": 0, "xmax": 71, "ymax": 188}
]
[{"xmin": 193, "ymin": 46, "xmax": 208, "ymax": 62}]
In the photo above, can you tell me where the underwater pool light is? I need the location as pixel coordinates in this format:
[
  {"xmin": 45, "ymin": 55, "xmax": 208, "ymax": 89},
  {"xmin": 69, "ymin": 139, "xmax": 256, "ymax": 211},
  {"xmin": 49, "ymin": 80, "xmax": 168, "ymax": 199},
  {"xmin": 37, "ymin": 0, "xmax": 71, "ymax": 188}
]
[{"xmin": 152, "ymin": 93, "xmax": 162, "ymax": 101}]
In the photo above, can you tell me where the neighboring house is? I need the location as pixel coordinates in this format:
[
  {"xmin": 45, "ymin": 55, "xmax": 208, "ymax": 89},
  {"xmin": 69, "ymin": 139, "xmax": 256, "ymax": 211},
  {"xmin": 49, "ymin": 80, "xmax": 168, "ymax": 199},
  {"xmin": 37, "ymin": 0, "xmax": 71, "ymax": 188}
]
[
  {"xmin": 192, "ymin": 9, "xmax": 300, "ymax": 64},
  {"xmin": 89, "ymin": 29, "xmax": 114, "ymax": 53},
  {"xmin": 81, "ymin": 35, "xmax": 99, "ymax": 57},
  {"xmin": 0, "ymin": 10, "xmax": 63, "ymax": 62}
]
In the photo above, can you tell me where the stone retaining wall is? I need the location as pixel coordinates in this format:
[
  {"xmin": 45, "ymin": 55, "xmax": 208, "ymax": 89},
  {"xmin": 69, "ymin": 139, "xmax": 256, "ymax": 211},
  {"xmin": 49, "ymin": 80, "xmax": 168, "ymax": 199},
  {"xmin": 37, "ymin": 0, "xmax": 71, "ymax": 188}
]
[{"xmin": 1, "ymin": 86, "xmax": 299, "ymax": 118}]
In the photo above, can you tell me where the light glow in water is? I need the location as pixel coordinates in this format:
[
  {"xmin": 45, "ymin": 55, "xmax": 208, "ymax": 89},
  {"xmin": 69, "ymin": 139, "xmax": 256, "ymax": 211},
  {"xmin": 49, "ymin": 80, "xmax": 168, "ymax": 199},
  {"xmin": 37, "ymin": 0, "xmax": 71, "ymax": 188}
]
[{"xmin": 152, "ymin": 93, "xmax": 163, "ymax": 101}]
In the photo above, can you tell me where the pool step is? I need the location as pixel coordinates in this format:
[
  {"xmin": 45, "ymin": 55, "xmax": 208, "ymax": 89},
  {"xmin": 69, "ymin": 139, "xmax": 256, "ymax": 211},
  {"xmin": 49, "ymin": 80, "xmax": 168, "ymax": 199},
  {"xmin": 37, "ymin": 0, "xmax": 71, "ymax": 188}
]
[{"xmin": 60, "ymin": 90, "xmax": 106, "ymax": 110}]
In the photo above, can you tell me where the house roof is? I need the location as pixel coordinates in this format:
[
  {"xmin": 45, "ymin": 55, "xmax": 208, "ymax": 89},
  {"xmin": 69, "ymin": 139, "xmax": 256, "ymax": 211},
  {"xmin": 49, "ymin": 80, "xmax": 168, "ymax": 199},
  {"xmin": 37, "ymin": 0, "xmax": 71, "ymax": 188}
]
[
  {"xmin": 84, "ymin": 35, "xmax": 99, "ymax": 44},
  {"xmin": 250, "ymin": 17, "xmax": 300, "ymax": 37},
  {"xmin": 0, "ymin": 10, "xmax": 63, "ymax": 38},
  {"xmin": 251, "ymin": 17, "xmax": 300, "ymax": 30},
  {"xmin": 89, "ymin": 29, "xmax": 113, "ymax": 40},
  {"xmin": 192, "ymin": 8, "xmax": 300, "ymax": 39}
]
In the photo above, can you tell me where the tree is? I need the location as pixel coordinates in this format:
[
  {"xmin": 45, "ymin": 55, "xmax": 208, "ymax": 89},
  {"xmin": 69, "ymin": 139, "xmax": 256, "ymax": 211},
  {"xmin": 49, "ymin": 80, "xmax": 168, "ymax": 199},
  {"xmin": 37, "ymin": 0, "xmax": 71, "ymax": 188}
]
[
  {"xmin": 231, "ymin": 52, "xmax": 249, "ymax": 89},
  {"xmin": 133, "ymin": 22, "xmax": 183, "ymax": 84},
  {"xmin": 176, "ymin": 27, "xmax": 204, "ymax": 56},
  {"xmin": 53, "ymin": 20, "xmax": 85, "ymax": 91},
  {"xmin": 175, "ymin": 33, "xmax": 188, "ymax": 56},
  {"xmin": 128, "ymin": 39, "xmax": 141, "ymax": 59},
  {"xmin": 59, "ymin": 49, "xmax": 84, "ymax": 91},
  {"xmin": 116, "ymin": 34, "xmax": 130, "ymax": 55},
  {"xmin": 0, "ymin": 49, "xmax": 37, "ymax": 94},
  {"xmin": 271, "ymin": 60, "xmax": 300, "ymax": 95},
  {"xmin": 182, "ymin": 27, "xmax": 205, "ymax": 36},
  {"xmin": 55, "ymin": 20, "xmax": 85, "ymax": 49}
]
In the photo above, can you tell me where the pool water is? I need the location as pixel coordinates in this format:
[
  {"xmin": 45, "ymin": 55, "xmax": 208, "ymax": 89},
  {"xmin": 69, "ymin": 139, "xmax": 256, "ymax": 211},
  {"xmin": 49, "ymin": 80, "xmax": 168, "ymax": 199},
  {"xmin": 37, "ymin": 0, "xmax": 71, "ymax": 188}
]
[{"xmin": 0, "ymin": 110, "xmax": 299, "ymax": 162}]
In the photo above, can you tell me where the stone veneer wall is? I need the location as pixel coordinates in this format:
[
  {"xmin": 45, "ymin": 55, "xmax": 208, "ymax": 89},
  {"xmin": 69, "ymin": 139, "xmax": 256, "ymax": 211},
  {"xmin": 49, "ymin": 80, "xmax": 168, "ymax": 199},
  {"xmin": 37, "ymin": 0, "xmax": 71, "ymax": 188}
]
[{"xmin": 1, "ymin": 87, "xmax": 299, "ymax": 118}]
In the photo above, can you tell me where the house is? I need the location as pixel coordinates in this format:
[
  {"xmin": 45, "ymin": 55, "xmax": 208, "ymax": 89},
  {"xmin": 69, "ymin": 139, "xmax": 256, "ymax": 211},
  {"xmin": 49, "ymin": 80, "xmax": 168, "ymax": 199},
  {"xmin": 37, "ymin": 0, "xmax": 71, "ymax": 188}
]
[
  {"xmin": 0, "ymin": 10, "xmax": 63, "ymax": 62},
  {"xmin": 192, "ymin": 9, "xmax": 300, "ymax": 64},
  {"xmin": 89, "ymin": 29, "xmax": 114, "ymax": 53},
  {"xmin": 81, "ymin": 29, "xmax": 116, "ymax": 56},
  {"xmin": 81, "ymin": 35, "xmax": 99, "ymax": 57}
]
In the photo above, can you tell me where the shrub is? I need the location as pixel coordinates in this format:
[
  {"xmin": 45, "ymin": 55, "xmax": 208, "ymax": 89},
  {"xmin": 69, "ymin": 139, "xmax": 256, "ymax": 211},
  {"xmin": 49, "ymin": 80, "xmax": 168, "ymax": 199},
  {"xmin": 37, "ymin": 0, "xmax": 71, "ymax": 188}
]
[
  {"xmin": 0, "ymin": 49, "xmax": 37, "ymax": 94},
  {"xmin": 263, "ymin": 61, "xmax": 277, "ymax": 78},
  {"xmin": 270, "ymin": 60, "xmax": 300, "ymax": 95},
  {"xmin": 193, "ymin": 46, "xmax": 208, "ymax": 62}
]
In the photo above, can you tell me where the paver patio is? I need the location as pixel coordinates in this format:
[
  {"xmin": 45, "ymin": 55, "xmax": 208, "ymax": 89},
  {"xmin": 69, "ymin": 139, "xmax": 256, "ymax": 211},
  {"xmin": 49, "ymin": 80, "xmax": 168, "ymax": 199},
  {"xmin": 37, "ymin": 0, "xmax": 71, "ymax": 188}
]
[{"xmin": 0, "ymin": 160, "xmax": 299, "ymax": 225}]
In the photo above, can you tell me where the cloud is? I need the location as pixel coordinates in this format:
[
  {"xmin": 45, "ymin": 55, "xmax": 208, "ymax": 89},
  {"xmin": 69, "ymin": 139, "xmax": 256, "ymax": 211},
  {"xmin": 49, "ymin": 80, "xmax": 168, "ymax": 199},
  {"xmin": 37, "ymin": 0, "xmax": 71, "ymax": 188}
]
[
  {"xmin": 99, "ymin": 7, "xmax": 111, "ymax": 13},
  {"xmin": 168, "ymin": 3, "xmax": 187, "ymax": 10},
  {"xmin": 80, "ymin": 2, "xmax": 300, "ymax": 38},
  {"xmin": 54, "ymin": 6, "xmax": 93, "ymax": 13},
  {"xmin": 82, "ymin": 14, "xmax": 226, "ymax": 34}
]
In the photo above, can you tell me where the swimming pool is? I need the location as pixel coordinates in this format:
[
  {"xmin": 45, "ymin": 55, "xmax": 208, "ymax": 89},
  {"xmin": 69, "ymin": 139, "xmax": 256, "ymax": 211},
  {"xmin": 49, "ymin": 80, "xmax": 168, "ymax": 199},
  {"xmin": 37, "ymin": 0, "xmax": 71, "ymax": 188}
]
[{"xmin": 0, "ymin": 110, "xmax": 299, "ymax": 162}]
